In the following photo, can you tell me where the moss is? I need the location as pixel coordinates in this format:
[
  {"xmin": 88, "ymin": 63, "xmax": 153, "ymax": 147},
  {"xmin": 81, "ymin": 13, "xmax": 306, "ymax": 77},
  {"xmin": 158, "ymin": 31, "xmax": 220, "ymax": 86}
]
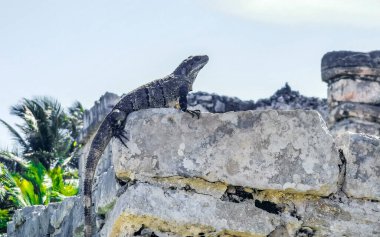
[
  {"xmin": 254, "ymin": 189, "xmax": 320, "ymax": 204},
  {"xmin": 116, "ymin": 173, "xmax": 227, "ymax": 196},
  {"xmin": 151, "ymin": 176, "xmax": 227, "ymax": 194},
  {"xmin": 110, "ymin": 213, "xmax": 264, "ymax": 237}
]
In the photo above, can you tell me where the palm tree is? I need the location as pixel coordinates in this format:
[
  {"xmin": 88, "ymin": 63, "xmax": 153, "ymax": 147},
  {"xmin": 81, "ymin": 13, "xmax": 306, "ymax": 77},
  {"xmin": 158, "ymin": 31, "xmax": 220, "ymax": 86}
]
[
  {"xmin": 0, "ymin": 97, "xmax": 82, "ymax": 233},
  {"xmin": 0, "ymin": 97, "xmax": 84, "ymax": 170}
]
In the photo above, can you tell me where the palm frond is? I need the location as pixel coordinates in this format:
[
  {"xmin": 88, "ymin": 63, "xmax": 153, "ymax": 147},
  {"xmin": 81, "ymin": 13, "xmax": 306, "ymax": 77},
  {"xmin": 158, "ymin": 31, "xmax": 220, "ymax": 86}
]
[
  {"xmin": 0, "ymin": 119, "xmax": 28, "ymax": 150},
  {"xmin": 0, "ymin": 151, "xmax": 29, "ymax": 172}
]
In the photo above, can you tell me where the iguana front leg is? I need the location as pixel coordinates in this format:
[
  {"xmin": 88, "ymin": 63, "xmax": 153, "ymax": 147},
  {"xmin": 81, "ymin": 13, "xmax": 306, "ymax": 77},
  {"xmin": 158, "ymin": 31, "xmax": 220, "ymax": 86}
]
[
  {"xmin": 179, "ymin": 84, "xmax": 201, "ymax": 118},
  {"xmin": 110, "ymin": 109, "xmax": 129, "ymax": 147}
]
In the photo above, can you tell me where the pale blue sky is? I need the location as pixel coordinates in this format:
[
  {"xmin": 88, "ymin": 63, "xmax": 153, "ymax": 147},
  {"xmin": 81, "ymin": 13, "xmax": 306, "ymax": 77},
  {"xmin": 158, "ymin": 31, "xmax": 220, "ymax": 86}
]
[{"xmin": 1, "ymin": 0, "xmax": 380, "ymax": 148}]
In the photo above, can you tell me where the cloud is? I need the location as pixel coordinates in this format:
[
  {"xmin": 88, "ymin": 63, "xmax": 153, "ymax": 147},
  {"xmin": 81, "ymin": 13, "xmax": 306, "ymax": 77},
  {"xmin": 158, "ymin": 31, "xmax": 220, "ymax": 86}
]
[{"xmin": 208, "ymin": 0, "xmax": 380, "ymax": 28}]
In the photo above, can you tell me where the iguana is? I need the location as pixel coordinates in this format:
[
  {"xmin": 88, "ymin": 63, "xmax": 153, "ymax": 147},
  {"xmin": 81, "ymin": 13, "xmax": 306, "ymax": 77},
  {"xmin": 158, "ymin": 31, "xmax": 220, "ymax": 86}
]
[{"xmin": 83, "ymin": 55, "xmax": 209, "ymax": 236}]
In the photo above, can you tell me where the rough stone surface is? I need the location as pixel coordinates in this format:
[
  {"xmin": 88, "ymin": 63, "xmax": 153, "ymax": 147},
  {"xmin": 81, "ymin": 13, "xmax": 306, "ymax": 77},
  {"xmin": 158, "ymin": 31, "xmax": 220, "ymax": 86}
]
[
  {"xmin": 113, "ymin": 109, "xmax": 340, "ymax": 196},
  {"xmin": 7, "ymin": 106, "xmax": 380, "ymax": 237},
  {"xmin": 93, "ymin": 165, "xmax": 121, "ymax": 214},
  {"xmin": 7, "ymin": 197, "xmax": 83, "ymax": 237},
  {"xmin": 253, "ymin": 84, "xmax": 328, "ymax": 120},
  {"xmin": 329, "ymin": 102, "xmax": 380, "ymax": 124},
  {"xmin": 321, "ymin": 50, "xmax": 380, "ymax": 82},
  {"xmin": 78, "ymin": 92, "xmax": 120, "ymax": 143},
  {"xmin": 322, "ymin": 50, "xmax": 380, "ymax": 137},
  {"xmin": 96, "ymin": 173, "xmax": 120, "ymax": 214},
  {"xmin": 295, "ymin": 197, "xmax": 380, "ymax": 237},
  {"xmin": 187, "ymin": 91, "xmax": 255, "ymax": 113},
  {"xmin": 330, "ymin": 118, "xmax": 380, "ymax": 138},
  {"xmin": 100, "ymin": 183, "xmax": 294, "ymax": 237},
  {"xmin": 336, "ymin": 132, "xmax": 380, "ymax": 200},
  {"xmin": 328, "ymin": 79, "xmax": 380, "ymax": 104},
  {"xmin": 188, "ymin": 84, "xmax": 328, "ymax": 121},
  {"xmin": 79, "ymin": 134, "xmax": 115, "ymax": 193}
]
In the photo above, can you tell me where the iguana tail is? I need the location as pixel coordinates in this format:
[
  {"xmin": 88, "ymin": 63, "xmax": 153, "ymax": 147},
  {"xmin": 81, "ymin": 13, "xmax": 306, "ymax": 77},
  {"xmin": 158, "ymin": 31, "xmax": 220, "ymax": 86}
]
[{"xmin": 83, "ymin": 120, "xmax": 114, "ymax": 237}]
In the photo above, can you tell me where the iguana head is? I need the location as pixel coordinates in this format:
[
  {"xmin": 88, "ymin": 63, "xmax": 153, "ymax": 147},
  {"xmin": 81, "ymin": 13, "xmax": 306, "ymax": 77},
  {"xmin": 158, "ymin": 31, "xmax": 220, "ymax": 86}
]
[{"xmin": 173, "ymin": 55, "xmax": 209, "ymax": 83}]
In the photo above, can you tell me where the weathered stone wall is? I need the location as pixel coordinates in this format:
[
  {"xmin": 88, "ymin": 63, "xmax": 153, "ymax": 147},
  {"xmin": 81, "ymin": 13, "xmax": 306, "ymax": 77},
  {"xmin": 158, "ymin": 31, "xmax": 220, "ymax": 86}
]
[
  {"xmin": 322, "ymin": 50, "xmax": 380, "ymax": 137},
  {"xmin": 7, "ymin": 108, "xmax": 380, "ymax": 237}
]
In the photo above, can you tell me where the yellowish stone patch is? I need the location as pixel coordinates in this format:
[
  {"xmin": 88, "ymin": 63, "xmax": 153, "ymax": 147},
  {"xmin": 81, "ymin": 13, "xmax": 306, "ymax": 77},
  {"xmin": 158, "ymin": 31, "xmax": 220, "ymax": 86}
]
[{"xmin": 110, "ymin": 213, "xmax": 264, "ymax": 237}]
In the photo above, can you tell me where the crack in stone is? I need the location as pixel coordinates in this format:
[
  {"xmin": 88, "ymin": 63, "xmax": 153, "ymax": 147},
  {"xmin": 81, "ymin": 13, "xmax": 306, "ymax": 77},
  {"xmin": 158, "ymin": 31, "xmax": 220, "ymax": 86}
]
[
  {"xmin": 322, "ymin": 149, "xmax": 350, "ymax": 205},
  {"xmin": 337, "ymin": 149, "xmax": 347, "ymax": 188},
  {"xmin": 294, "ymin": 226, "xmax": 316, "ymax": 237},
  {"xmin": 254, "ymin": 200, "xmax": 283, "ymax": 215},
  {"xmin": 289, "ymin": 203, "xmax": 302, "ymax": 221},
  {"xmin": 133, "ymin": 225, "xmax": 159, "ymax": 237},
  {"xmin": 116, "ymin": 180, "xmax": 136, "ymax": 197},
  {"xmin": 220, "ymin": 186, "xmax": 285, "ymax": 215},
  {"xmin": 220, "ymin": 186, "xmax": 254, "ymax": 203}
]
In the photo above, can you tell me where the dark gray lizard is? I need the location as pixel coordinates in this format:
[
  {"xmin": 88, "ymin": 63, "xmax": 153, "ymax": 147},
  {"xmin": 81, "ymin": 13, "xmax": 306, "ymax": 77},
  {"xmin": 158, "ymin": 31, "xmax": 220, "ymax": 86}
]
[{"xmin": 83, "ymin": 55, "xmax": 209, "ymax": 236}]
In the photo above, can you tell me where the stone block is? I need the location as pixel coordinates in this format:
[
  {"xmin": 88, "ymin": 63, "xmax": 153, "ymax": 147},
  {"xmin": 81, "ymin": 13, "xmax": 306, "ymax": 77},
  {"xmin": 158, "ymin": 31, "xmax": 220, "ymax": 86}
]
[
  {"xmin": 321, "ymin": 50, "xmax": 380, "ymax": 82},
  {"xmin": 93, "ymin": 165, "xmax": 121, "ymax": 214},
  {"xmin": 100, "ymin": 183, "xmax": 295, "ymax": 237},
  {"xmin": 113, "ymin": 109, "xmax": 340, "ymax": 196},
  {"xmin": 329, "ymin": 102, "xmax": 380, "ymax": 124},
  {"xmin": 7, "ymin": 197, "xmax": 82, "ymax": 237},
  {"xmin": 328, "ymin": 79, "xmax": 380, "ymax": 104},
  {"xmin": 336, "ymin": 132, "xmax": 380, "ymax": 200},
  {"xmin": 7, "ymin": 205, "xmax": 48, "ymax": 237},
  {"xmin": 330, "ymin": 118, "xmax": 380, "ymax": 138},
  {"xmin": 296, "ymin": 198, "xmax": 380, "ymax": 236}
]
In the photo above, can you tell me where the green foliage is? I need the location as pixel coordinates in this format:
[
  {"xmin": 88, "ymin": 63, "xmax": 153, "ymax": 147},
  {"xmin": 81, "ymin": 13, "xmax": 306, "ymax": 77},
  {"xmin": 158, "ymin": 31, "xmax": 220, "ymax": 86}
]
[
  {"xmin": 1, "ymin": 161, "xmax": 78, "ymax": 206},
  {"xmin": 0, "ymin": 163, "xmax": 28, "ymax": 208},
  {"xmin": 0, "ymin": 209, "xmax": 10, "ymax": 233},
  {"xmin": 48, "ymin": 166, "xmax": 78, "ymax": 200},
  {"xmin": 0, "ymin": 97, "xmax": 83, "ymax": 233}
]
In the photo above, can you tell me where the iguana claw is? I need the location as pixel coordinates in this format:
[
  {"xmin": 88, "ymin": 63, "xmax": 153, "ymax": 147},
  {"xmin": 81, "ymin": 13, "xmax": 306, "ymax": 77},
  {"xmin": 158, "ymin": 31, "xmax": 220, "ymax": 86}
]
[
  {"xmin": 115, "ymin": 130, "xmax": 129, "ymax": 148},
  {"xmin": 185, "ymin": 109, "xmax": 201, "ymax": 119}
]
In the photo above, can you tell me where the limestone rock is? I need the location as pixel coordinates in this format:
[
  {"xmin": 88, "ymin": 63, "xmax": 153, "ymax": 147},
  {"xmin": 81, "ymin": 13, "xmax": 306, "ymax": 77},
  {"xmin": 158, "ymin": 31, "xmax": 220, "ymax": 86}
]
[
  {"xmin": 79, "ymin": 92, "xmax": 120, "ymax": 143},
  {"xmin": 187, "ymin": 91, "xmax": 255, "ymax": 113},
  {"xmin": 296, "ymin": 198, "xmax": 380, "ymax": 236},
  {"xmin": 321, "ymin": 51, "xmax": 380, "ymax": 82},
  {"xmin": 188, "ymin": 84, "xmax": 328, "ymax": 121},
  {"xmin": 254, "ymin": 83, "xmax": 328, "ymax": 120},
  {"xmin": 7, "ymin": 197, "xmax": 83, "ymax": 237},
  {"xmin": 329, "ymin": 102, "xmax": 380, "ymax": 124},
  {"xmin": 79, "ymin": 137, "xmax": 115, "ymax": 194},
  {"xmin": 93, "ymin": 165, "xmax": 121, "ymax": 214},
  {"xmin": 328, "ymin": 79, "xmax": 380, "ymax": 104},
  {"xmin": 336, "ymin": 132, "xmax": 380, "ymax": 201},
  {"xmin": 113, "ymin": 109, "xmax": 340, "ymax": 196},
  {"xmin": 7, "ymin": 205, "xmax": 47, "ymax": 237},
  {"xmin": 330, "ymin": 118, "xmax": 380, "ymax": 138},
  {"xmin": 100, "ymin": 183, "xmax": 292, "ymax": 237}
]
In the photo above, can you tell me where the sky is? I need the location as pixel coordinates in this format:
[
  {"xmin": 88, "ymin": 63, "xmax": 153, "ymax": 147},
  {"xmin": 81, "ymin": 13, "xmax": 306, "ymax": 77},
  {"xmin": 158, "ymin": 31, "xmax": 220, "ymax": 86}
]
[{"xmin": 1, "ymin": 0, "xmax": 380, "ymax": 148}]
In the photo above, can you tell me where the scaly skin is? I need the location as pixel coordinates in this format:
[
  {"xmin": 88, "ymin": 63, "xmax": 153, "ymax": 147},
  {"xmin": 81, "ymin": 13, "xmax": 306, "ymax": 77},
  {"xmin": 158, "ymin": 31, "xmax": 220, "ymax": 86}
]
[{"xmin": 83, "ymin": 55, "xmax": 209, "ymax": 237}]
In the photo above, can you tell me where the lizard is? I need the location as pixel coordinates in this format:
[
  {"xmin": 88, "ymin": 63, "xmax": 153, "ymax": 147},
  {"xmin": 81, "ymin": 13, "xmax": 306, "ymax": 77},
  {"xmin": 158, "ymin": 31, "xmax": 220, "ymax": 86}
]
[{"xmin": 83, "ymin": 55, "xmax": 209, "ymax": 237}]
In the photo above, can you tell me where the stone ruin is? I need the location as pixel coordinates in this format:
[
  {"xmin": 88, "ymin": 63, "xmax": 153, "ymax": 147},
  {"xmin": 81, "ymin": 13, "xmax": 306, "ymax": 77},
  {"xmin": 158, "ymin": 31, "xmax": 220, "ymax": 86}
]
[
  {"xmin": 322, "ymin": 51, "xmax": 380, "ymax": 137},
  {"xmin": 6, "ymin": 51, "xmax": 380, "ymax": 237}
]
